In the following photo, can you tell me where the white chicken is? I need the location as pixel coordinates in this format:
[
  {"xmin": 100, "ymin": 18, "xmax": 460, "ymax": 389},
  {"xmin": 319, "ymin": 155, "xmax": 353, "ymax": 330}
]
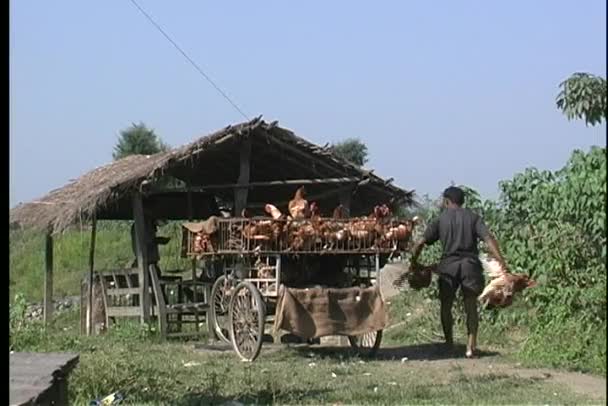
[{"xmin": 479, "ymin": 256, "xmax": 536, "ymax": 309}]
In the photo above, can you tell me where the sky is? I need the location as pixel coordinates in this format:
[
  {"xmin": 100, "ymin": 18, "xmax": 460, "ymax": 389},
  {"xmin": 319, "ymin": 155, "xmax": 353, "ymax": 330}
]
[{"xmin": 9, "ymin": 1, "xmax": 606, "ymax": 208}]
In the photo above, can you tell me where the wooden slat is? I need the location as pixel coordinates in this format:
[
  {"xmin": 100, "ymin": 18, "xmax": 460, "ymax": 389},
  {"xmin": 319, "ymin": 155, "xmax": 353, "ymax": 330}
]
[
  {"xmin": 105, "ymin": 288, "xmax": 140, "ymax": 296},
  {"xmin": 105, "ymin": 306, "xmax": 141, "ymax": 317},
  {"xmin": 148, "ymin": 267, "xmax": 168, "ymax": 338},
  {"xmin": 10, "ymin": 352, "xmax": 79, "ymax": 406}
]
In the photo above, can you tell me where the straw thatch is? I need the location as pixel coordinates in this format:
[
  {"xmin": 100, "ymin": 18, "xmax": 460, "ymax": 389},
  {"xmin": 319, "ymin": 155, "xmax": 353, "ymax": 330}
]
[{"xmin": 10, "ymin": 117, "xmax": 414, "ymax": 234}]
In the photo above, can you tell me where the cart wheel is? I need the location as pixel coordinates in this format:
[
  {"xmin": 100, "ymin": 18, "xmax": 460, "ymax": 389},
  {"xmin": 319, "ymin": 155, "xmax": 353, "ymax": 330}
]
[
  {"xmin": 228, "ymin": 281, "xmax": 266, "ymax": 362},
  {"xmin": 208, "ymin": 275, "xmax": 235, "ymax": 343},
  {"xmin": 348, "ymin": 330, "xmax": 383, "ymax": 357}
]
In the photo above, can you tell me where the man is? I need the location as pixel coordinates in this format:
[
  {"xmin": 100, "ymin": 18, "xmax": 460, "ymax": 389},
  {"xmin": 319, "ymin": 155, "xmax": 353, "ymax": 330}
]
[
  {"xmin": 411, "ymin": 186, "xmax": 508, "ymax": 358},
  {"xmin": 130, "ymin": 211, "xmax": 170, "ymax": 274}
]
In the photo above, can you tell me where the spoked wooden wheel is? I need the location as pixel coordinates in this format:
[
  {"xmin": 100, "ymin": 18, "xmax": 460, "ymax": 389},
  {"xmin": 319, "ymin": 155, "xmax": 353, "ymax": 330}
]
[
  {"xmin": 228, "ymin": 281, "xmax": 266, "ymax": 362},
  {"xmin": 209, "ymin": 275, "xmax": 236, "ymax": 343},
  {"xmin": 348, "ymin": 330, "xmax": 383, "ymax": 357}
]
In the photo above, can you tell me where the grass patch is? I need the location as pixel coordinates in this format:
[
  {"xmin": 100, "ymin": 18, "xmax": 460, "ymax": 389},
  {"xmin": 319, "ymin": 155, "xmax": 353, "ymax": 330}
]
[{"xmin": 9, "ymin": 307, "xmax": 601, "ymax": 405}]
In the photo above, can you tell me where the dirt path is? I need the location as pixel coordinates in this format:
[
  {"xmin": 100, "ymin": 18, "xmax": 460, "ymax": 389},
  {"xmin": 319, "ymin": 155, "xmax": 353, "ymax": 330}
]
[{"xmin": 366, "ymin": 344, "xmax": 607, "ymax": 401}]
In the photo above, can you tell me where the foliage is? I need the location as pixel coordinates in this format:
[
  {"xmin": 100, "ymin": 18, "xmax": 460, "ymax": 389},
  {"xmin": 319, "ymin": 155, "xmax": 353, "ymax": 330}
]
[
  {"xmin": 328, "ymin": 138, "xmax": 369, "ymax": 167},
  {"xmin": 112, "ymin": 122, "xmax": 170, "ymax": 161},
  {"xmin": 556, "ymin": 73, "xmax": 607, "ymax": 126}
]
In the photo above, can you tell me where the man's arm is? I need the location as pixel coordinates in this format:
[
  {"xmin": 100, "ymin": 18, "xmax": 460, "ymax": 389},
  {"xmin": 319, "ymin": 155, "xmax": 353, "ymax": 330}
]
[
  {"xmin": 483, "ymin": 234, "xmax": 508, "ymax": 271},
  {"xmin": 410, "ymin": 239, "xmax": 426, "ymax": 266},
  {"xmin": 475, "ymin": 215, "xmax": 508, "ymax": 271},
  {"xmin": 411, "ymin": 219, "xmax": 440, "ymax": 265}
]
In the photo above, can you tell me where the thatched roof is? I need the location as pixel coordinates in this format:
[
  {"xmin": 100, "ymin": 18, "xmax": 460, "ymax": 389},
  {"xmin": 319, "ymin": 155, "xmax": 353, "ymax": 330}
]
[{"xmin": 10, "ymin": 117, "xmax": 414, "ymax": 234}]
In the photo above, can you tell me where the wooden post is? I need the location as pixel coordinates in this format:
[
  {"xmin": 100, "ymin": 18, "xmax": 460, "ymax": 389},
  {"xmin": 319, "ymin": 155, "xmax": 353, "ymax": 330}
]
[
  {"xmin": 234, "ymin": 137, "xmax": 252, "ymax": 214},
  {"xmin": 86, "ymin": 216, "xmax": 97, "ymax": 335},
  {"xmin": 186, "ymin": 183, "xmax": 194, "ymax": 332},
  {"xmin": 339, "ymin": 189, "xmax": 352, "ymax": 217},
  {"xmin": 132, "ymin": 192, "xmax": 150, "ymax": 323},
  {"xmin": 43, "ymin": 232, "xmax": 54, "ymax": 325}
]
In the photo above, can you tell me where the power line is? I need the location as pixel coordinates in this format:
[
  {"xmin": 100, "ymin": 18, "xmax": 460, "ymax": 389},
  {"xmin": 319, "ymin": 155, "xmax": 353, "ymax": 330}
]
[{"xmin": 128, "ymin": 0, "xmax": 249, "ymax": 120}]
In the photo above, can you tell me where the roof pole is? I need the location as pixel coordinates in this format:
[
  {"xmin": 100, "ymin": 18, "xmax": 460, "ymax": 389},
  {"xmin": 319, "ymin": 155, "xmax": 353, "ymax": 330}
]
[
  {"xmin": 234, "ymin": 137, "xmax": 252, "ymax": 215},
  {"xmin": 132, "ymin": 192, "xmax": 151, "ymax": 324},
  {"xmin": 43, "ymin": 232, "xmax": 54, "ymax": 326},
  {"xmin": 86, "ymin": 215, "xmax": 97, "ymax": 335}
]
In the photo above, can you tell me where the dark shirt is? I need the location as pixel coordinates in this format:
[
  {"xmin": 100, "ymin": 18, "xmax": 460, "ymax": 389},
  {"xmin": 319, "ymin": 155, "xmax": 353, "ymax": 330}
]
[{"xmin": 423, "ymin": 207, "xmax": 490, "ymax": 264}]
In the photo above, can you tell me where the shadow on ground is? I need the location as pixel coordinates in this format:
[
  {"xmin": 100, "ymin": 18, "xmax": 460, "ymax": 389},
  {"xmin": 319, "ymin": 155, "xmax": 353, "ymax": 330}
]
[{"xmin": 296, "ymin": 342, "xmax": 500, "ymax": 362}]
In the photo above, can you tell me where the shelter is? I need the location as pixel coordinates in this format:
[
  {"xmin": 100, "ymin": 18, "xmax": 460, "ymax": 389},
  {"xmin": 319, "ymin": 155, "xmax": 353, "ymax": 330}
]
[{"xmin": 10, "ymin": 116, "xmax": 415, "ymax": 332}]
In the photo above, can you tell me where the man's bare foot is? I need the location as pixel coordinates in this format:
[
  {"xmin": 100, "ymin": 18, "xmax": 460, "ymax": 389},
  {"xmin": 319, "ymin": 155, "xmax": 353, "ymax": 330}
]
[{"xmin": 465, "ymin": 348, "xmax": 477, "ymax": 358}]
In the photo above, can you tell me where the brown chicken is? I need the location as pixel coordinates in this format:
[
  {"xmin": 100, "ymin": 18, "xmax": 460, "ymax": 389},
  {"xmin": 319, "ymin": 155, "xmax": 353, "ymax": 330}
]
[
  {"xmin": 479, "ymin": 257, "xmax": 536, "ymax": 309},
  {"xmin": 288, "ymin": 186, "xmax": 310, "ymax": 219},
  {"xmin": 265, "ymin": 204, "xmax": 283, "ymax": 220}
]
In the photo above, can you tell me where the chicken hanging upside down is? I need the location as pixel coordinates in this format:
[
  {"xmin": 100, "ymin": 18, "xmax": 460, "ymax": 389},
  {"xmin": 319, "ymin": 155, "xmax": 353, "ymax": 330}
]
[{"xmin": 478, "ymin": 256, "xmax": 536, "ymax": 309}]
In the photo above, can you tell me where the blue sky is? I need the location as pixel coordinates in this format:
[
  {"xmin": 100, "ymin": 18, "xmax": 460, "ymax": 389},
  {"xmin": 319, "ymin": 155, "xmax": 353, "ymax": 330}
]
[{"xmin": 10, "ymin": 1, "xmax": 606, "ymax": 207}]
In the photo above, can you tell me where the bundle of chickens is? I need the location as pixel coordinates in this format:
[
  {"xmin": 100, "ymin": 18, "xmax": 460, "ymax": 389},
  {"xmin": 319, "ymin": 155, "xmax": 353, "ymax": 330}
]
[
  {"xmin": 479, "ymin": 256, "xmax": 536, "ymax": 309},
  {"xmin": 404, "ymin": 263, "xmax": 435, "ymax": 290}
]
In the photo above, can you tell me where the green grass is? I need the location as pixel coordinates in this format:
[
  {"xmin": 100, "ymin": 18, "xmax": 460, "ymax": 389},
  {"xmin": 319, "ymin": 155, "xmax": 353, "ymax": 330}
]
[
  {"xmin": 11, "ymin": 308, "xmax": 596, "ymax": 405},
  {"xmin": 9, "ymin": 222, "xmax": 189, "ymax": 302}
]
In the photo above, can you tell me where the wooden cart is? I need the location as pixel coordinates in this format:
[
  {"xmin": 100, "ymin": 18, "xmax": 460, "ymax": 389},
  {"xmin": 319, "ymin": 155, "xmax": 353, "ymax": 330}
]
[{"xmin": 183, "ymin": 215, "xmax": 416, "ymax": 362}]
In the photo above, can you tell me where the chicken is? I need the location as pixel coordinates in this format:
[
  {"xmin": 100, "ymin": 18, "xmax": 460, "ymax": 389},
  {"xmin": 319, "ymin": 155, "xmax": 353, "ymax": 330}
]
[
  {"xmin": 288, "ymin": 186, "xmax": 309, "ymax": 219},
  {"xmin": 265, "ymin": 204, "xmax": 283, "ymax": 220},
  {"xmin": 478, "ymin": 257, "xmax": 536, "ymax": 309}
]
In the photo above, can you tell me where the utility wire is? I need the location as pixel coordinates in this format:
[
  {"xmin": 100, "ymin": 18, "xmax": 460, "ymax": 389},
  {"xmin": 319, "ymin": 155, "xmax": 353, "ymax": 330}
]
[{"xmin": 128, "ymin": 0, "xmax": 249, "ymax": 120}]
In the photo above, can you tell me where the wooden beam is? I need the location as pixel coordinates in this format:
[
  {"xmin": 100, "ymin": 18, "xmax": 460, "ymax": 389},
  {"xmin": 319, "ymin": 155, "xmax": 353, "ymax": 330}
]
[
  {"xmin": 43, "ymin": 233, "xmax": 53, "ymax": 325},
  {"xmin": 146, "ymin": 177, "xmax": 362, "ymax": 194},
  {"xmin": 86, "ymin": 216, "xmax": 97, "ymax": 336},
  {"xmin": 234, "ymin": 137, "xmax": 252, "ymax": 214},
  {"xmin": 132, "ymin": 192, "xmax": 150, "ymax": 324}
]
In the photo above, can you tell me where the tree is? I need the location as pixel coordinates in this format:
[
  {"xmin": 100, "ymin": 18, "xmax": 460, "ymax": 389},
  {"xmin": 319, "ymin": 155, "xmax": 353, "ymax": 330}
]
[
  {"xmin": 556, "ymin": 72, "xmax": 607, "ymax": 126},
  {"xmin": 328, "ymin": 138, "xmax": 369, "ymax": 167},
  {"xmin": 113, "ymin": 122, "xmax": 170, "ymax": 160}
]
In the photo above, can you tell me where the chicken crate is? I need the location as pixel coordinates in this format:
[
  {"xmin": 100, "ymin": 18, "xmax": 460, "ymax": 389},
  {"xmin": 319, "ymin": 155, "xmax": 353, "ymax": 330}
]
[{"xmin": 182, "ymin": 216, "xmax": 416, "ymax": 256}]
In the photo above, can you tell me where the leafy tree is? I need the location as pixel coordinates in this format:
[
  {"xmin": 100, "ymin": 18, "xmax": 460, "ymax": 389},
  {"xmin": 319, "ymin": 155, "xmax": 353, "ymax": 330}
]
[
  {"xmin": 113, "ymin": 122, "xmax": 169, "ymax": 160},
  {"xmin": 328, "ymin": 138, "xmax": 369, "ymax": 167},
  {"xmin": 556, "ymin": 72, "xmax": 607, "ymax": 126}
]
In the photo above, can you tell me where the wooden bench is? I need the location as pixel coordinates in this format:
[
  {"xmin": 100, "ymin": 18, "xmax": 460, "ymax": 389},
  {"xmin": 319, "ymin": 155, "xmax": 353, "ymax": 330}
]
[
  {"xmin": 83, "ymin": 268, "xmax": 213, "ymax": 339},
  {"xmin": 10, "ymin": 352, "xmax": 79, "ymax": 406}
]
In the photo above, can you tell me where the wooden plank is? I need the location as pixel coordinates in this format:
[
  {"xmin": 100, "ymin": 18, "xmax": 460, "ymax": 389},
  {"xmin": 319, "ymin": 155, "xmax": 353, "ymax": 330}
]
[
  {"xmin": 10, "ymin": 352, "xmax": 79, "ymax": 406},
  {"xmin": 86, "ymin": 216, "xmax": 97, "ymax": 336},
  {"xmin": 234, "ymin": 137, "xmax": 252, "ymax": 214},
  {"xmin": 105, "ymin": 306, "xmax": 141, "ymax": 317},
  {"xmin": 98, "ymin": 275, "xmax": 111, "ymax": 329},
  {"xmin": 147, "ymin": 177, "xmax": 362, "ymax": 194},
  {"xmin": 105, "ymin": 288, "xmax": 141, "ymax": 296},
  {"xmin": 148, "ymin": 267, "xmax": 168, "ymax": 338},
  {"xmin": 43, "ymin": 233, "xmax": 53, "ymax": 325},
  {"xmin": 132, "ymin": 192, "xmax": 150, "ymax": 323}
]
